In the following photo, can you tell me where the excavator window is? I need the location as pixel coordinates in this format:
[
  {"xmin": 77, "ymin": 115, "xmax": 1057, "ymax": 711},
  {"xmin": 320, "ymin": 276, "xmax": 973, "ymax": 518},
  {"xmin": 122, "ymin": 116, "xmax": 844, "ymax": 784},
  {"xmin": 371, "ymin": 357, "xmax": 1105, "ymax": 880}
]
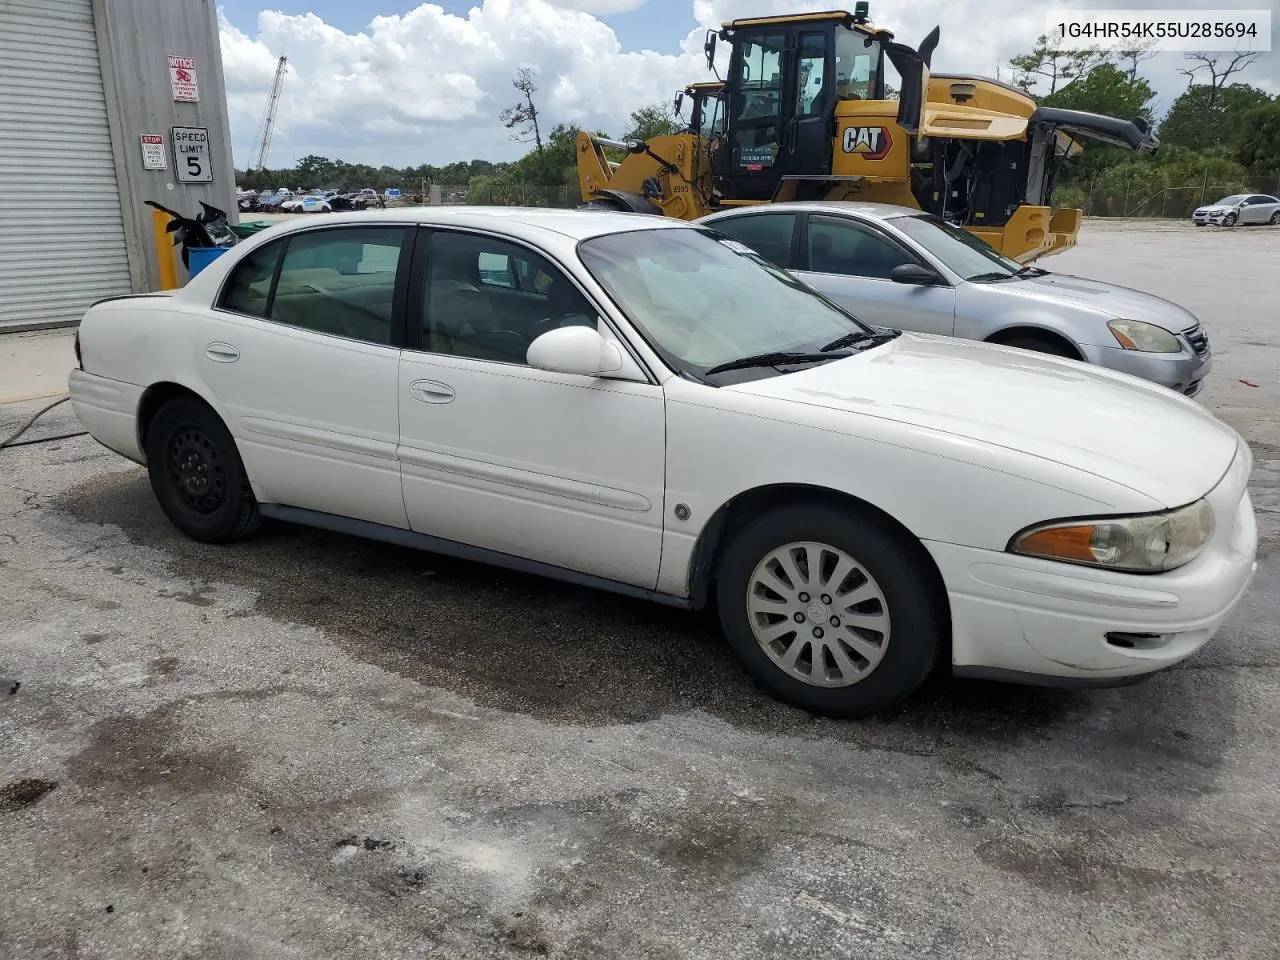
[
  {"xmin": 735, "ymin": 34, "xmax": 785, "ymax": 122},
  {"xmin": 833, "ymin": 28, "xmax": 882, "ymax": 101},
  {"xmin": 795, "ymin": 33, "xmax": 827, "ymax": 116}
]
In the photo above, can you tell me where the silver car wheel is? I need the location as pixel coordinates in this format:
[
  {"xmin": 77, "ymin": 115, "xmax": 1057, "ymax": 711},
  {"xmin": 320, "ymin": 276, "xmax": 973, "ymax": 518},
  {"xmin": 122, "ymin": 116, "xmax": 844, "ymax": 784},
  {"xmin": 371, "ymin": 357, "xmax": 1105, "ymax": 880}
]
[{"xmin": 746, "ymin": 541, "xmax": 891, "ymax": 688}]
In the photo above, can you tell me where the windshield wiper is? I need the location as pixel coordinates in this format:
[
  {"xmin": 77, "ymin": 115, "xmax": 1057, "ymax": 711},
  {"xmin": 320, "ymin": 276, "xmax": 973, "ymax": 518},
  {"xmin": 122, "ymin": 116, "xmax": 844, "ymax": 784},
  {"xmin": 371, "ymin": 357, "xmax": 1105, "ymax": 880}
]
[
  {"xmin": 704, "ymin": 350, "xmax": 851, "ymax": 375},
  {"xmin": 821, "ymin": 329, "xmax": 902, "ymax": 351},
  {"xmin": 967, "ymin": 271, "xmax": 1017, "ymax": 282},
  {"xmin": 1014, "ymin": 265, "xmax": 1048, "ymax": 277}
]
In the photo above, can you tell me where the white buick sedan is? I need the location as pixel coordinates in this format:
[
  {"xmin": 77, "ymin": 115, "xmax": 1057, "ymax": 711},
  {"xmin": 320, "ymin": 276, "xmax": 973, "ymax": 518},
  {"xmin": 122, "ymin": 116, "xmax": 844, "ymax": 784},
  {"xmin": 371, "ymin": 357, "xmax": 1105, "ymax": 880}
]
[{"xmin": 68, "ymin": 208, "xmax": 1258, "ymax": 717}]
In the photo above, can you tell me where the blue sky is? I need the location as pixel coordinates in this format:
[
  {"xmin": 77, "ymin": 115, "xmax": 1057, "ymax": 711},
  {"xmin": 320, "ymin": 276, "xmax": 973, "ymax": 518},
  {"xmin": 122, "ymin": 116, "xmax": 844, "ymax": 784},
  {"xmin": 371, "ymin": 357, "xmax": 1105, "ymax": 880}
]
[
  {"xmin": 218, "ymin": 0, "xmax": 694, "ymax": 58},
  {"xmin": 214, "ymin": 1, "xmax": 1280, "ymax": 171}
]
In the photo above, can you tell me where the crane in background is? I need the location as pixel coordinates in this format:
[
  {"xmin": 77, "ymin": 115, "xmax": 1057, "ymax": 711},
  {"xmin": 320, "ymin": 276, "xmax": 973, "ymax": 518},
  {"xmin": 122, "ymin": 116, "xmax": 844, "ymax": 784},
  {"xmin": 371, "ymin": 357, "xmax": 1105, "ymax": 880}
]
[{"xmin": 250, "ymin": 54, "xmax": 288, "ymax": 171}]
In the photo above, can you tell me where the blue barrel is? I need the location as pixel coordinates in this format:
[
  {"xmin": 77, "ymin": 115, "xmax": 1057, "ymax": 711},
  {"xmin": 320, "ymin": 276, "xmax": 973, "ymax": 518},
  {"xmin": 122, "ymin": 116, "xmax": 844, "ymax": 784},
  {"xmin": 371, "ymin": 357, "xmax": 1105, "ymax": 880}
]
[{"xmin": 187, "ymin": 246, "xmax": 229, "ymax": 279}]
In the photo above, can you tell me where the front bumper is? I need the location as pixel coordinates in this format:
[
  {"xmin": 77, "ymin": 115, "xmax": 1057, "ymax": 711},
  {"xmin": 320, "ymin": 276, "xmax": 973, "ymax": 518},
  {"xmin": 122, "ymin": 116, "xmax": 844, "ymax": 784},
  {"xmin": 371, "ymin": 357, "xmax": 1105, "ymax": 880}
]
[
  {"xmin": 1192, "ymin": 210, "xmax": 1233, "ymax": 225},
  {"xmin": 927, "ymin": 441, "xmax": 1257, "ymax": 683},
  {"xmin": 1080, "ymin": 325, "xmax": 1212, "ymax": 397}
]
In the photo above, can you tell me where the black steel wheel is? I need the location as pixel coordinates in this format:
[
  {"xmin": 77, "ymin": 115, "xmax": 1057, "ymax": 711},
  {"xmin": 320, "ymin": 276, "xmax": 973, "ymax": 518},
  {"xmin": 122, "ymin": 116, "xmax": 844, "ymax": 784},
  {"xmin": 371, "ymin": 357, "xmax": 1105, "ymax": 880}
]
[{"xmin": 145, "ymin": 396, "xmax": 260, "ymax": 543}]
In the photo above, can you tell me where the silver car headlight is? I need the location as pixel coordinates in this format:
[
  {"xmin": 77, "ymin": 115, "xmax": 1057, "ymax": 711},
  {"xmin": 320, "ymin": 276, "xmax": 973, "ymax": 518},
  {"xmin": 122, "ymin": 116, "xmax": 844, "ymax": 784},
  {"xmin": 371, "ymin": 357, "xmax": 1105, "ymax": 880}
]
[
  {"xmin": 1107, "ymin": 318, "xmax": 1182, "ymax": 353},
  {"xmin": 1009, "ymin": 498, "xmax": 1214, "ymax": 573}
]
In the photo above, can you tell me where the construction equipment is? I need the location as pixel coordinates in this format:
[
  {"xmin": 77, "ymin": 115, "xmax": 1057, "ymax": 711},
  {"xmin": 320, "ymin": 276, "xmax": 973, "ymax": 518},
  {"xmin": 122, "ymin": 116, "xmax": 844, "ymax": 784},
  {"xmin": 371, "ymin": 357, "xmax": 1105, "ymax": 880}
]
[
  {"xmin": 575, "ymin": 4, "xmax": 1157, "ymax": 262},
  {"xmin": 250, "ymin": 54, "xmax": 288, "ymax": 171}
]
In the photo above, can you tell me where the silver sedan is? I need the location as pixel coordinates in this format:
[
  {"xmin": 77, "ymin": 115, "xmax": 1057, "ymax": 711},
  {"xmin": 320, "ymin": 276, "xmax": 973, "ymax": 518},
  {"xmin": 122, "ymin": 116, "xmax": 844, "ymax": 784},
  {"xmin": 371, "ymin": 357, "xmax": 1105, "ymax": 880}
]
[
  {"xmin": 1192, "ymin": 193, "xmax": 1280, "ymax": 227},
  {"xmin": 698, "ymin": 201, "xmax": 1212, "ymax": 397}
]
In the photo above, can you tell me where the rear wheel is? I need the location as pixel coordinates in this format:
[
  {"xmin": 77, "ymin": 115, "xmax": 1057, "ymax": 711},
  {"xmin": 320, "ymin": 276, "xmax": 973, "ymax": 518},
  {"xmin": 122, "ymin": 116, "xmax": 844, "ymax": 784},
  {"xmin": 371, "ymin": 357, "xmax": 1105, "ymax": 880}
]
[
  {"xmin": 577, "ymin": 198, "xmax": 626, "ymax": 211},
  {"xmin": 714, "ymin": 504, "xmax": 945, "ymax": 717},
  {"xmin": 1270, "ymin": 211, "xmax": 1280, "ymax": 225},
  {"xmin": 145, "ymin": 397, "xmax": 260, "ymax": 543}
]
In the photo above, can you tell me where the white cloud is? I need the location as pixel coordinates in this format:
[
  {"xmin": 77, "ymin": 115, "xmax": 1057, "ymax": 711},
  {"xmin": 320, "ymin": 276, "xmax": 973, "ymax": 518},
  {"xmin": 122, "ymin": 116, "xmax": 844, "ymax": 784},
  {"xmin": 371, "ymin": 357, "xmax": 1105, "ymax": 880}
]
[{"xmin": 219, "ymin": 0, "xmax": 1279, "ymax": 171}]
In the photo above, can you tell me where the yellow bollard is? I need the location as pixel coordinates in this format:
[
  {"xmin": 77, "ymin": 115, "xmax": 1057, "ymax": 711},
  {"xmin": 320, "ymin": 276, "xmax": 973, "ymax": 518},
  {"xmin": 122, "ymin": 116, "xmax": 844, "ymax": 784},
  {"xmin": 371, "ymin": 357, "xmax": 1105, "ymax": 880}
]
[{"xmin": 151, "ymin": 207, "xmax": 181, "ymax": 290}]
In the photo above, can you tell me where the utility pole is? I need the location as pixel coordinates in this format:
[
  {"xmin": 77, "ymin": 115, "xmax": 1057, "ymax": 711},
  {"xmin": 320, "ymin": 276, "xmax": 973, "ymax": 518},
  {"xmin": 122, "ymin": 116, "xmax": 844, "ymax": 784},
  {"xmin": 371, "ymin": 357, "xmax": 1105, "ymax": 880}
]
[{"xmin": 251, "ymin": 54, "xmax": 288, "ymax": 171}]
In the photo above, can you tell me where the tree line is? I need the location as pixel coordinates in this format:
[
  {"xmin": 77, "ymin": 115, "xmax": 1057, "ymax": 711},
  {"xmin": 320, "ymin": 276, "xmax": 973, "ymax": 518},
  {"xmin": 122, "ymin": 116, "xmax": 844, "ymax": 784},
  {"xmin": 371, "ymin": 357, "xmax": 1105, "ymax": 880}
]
[{"xmin": 236, "ymin": 41, "xmax": 1279, "ymax": 210}]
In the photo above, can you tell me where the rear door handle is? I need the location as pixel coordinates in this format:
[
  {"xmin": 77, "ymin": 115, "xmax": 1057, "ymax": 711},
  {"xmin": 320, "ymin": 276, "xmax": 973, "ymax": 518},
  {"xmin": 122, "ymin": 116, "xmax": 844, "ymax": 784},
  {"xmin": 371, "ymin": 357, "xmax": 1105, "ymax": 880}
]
[
  {"xmin": 409, "ymin": 380, "xmax": 455, "ymax": 404},
  {"xmin": 205, "ymin": 342, "xmax": 239, "ymax": 362}
]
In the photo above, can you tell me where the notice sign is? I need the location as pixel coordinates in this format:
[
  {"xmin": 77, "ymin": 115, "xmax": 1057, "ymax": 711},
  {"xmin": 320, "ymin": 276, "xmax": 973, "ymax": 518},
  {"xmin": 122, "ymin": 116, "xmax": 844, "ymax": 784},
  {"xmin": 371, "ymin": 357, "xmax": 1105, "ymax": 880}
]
[
  {"xmin": 171, "ymin": 126, "xmax": 213, "ymax": 183},
  {"xmin": 168, "ymin": 55, "xmax": 199, "ymax": 102},
  {"xmin": 139, "ymin": 134, "xmax": 167, "ymax": 170}
]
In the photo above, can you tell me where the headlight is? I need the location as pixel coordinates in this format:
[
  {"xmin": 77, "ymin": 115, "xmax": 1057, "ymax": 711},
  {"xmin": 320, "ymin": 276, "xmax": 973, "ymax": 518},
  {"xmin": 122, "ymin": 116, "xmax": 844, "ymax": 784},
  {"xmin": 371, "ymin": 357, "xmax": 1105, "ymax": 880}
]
[
  {"xmin": 1107, "ymin": 319, "xmax": 1182, "ymax": 353},
  {"xmin": 1009, "ymin": 498, "xmax": 1214, "ymax": 573}
]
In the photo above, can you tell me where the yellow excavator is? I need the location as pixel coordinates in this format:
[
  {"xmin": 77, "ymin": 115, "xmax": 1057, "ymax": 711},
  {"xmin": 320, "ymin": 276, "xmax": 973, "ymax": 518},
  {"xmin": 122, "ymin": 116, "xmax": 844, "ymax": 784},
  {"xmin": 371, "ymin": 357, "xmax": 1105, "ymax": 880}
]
[{"xmin": 576, "ymin": 3, "xmax": 1157, "ymax": 262}]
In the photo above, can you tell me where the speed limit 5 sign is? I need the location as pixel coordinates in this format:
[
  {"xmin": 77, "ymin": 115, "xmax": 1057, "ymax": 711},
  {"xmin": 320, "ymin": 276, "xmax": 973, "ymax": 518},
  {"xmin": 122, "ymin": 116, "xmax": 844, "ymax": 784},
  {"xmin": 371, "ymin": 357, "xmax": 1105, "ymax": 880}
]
[{"xmin": 171, "ymin": 126, "xmax": 214, "ymax": 183}]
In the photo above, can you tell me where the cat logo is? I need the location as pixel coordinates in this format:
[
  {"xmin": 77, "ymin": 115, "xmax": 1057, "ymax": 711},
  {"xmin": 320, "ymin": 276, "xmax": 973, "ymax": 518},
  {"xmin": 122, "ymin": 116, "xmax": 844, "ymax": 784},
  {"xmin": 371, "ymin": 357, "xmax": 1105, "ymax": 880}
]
[{"xmin": 841, "ymin": 125, "xmax": 892, "ymax": 160}]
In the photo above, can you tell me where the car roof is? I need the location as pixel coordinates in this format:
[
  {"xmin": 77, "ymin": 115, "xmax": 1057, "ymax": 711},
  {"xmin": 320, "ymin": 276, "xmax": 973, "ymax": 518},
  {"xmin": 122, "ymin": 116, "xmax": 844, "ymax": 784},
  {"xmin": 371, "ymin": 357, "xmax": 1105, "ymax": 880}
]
[
  {"xmin": 699, "ymin": 200, "xmax": 922, "ymax": 223},
  {"xmin": 257, "ymin": 205, "xmax": 699, "ymax": 242}
]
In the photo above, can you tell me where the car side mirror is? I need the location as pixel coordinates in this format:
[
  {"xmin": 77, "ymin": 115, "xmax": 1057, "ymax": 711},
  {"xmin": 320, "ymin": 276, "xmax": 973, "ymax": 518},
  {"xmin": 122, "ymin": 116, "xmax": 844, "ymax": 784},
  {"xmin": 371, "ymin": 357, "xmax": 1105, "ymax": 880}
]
[
  {"xmin": 527, "ymin": 324, "xmax": 625, "ymax": 377},
  {"xmin": 890, "ymin": 263, "xmax": 942, "ymax": 285}
]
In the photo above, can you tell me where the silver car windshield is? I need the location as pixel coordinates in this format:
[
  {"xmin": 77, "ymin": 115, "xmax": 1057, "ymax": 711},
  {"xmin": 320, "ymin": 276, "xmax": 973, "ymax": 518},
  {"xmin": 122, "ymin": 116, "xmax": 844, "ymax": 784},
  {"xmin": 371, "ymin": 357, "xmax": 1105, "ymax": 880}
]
[
  {"xmin": 890, "ymin": 213, "xmax": 1025, "ymax": 281},
  {"xmin": 1215, "ymin": 195, "xmax": 1248, "ymax": 205},
  {"xmin": 577, "ymin": 228, "xmax": 875, "ymax": 372}
]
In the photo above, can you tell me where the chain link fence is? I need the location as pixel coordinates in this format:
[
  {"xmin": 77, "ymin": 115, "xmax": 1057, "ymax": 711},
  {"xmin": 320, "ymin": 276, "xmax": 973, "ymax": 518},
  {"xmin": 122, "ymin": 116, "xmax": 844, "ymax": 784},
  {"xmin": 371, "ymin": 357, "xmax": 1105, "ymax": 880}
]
[
  {"xmin": 427, "ymin": 179, "xmax": 1280, "ymax": 218},
  {"xmin": 1055, "ymin": 177, "xmax": 1280, "ymax": 219},
  {"xmin": 432, "ymin": 183, "xmax": 578, "ymax": 208}
]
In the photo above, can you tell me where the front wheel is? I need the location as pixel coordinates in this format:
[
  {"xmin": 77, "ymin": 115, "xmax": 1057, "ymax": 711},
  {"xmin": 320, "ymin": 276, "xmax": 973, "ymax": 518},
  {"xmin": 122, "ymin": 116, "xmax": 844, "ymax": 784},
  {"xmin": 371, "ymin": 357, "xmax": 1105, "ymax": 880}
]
[
  {"xmin": 145, "ymin": 397, "xmax": 260, "ymax": 544},
  {"xmin": 714, "ymin": 504, "xmax": 945, "ymax": 717},
  {"xmin": 1222, "ymin": 213, "xmax": 1238, "ymax": 227}
]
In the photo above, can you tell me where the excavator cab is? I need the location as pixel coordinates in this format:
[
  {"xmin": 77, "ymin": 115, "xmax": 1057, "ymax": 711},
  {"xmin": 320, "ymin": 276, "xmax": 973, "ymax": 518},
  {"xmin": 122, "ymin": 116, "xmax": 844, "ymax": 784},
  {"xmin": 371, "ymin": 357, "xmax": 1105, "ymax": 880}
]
[
  {"xmin": 675, "ymin": 81, "xmax": 726, "ymax": 140},
  {"xmin": 707, "ymin": 5, "xmax": 927, "ymax": 203}
]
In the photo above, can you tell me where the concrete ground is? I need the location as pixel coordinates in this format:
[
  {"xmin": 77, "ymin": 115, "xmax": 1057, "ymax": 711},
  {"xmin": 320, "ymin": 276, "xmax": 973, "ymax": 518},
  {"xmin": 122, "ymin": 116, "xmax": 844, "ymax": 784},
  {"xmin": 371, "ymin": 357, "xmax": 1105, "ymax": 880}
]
[{"xmin": 1, "ymin": 219, "xmax": 1278, "ymax": 960}]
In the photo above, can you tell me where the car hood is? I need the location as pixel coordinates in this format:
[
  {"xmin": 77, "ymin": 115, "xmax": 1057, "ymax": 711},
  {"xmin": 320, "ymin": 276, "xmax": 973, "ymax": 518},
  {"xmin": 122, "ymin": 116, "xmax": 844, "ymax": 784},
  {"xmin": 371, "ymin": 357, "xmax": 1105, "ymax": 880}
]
[
  {"xmin": 1196, "ymin": 205, "xmax": 1233, "ymax": 213},
  {"xmin": 727, "ymin": 333, "xmax": 1238, "ymax": 508},
  {"xmin": 978, "ymin": 270, "xmax": 1201, "ymax": 333}
]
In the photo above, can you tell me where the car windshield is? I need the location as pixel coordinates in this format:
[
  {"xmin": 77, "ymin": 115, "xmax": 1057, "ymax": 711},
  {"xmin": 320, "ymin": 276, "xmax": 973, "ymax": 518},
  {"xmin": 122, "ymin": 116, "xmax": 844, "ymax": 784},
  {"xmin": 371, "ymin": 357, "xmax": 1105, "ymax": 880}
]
[
  {"xmin": 577, "ymin": 227, "xmax": 876, "ymax": 378},
  {"xmin": 1215, "ymin": 195, "xmax": 1247, "ymax": 205},
  {"xmin": 890, "ymin": 213, "xmax": 1024, "ymax": 282}
]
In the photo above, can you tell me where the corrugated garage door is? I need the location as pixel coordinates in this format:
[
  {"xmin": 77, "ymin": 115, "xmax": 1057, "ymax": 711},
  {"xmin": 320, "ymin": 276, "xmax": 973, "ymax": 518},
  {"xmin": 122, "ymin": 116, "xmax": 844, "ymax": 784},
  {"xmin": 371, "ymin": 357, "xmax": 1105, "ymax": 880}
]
[{"xmin": 0, "ymin": 0, "xmax": 133, "ymax": 330}]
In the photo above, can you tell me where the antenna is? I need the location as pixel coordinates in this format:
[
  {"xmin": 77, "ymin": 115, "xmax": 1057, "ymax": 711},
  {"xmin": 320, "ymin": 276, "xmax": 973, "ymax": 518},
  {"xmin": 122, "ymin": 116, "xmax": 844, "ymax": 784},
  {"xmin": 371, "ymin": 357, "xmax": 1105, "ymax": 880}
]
[{"xmin": 250, "ymin": 54, "xmax": 288, "ymax": 170}]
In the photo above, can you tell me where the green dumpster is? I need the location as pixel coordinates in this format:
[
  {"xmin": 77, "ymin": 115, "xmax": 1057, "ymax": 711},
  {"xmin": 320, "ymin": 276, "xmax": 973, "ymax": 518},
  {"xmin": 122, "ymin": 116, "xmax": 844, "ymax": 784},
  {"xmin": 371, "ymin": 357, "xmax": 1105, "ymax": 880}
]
[{"xmin": 229, "ymin": 220, "xmax": 276, "ymax": 240}]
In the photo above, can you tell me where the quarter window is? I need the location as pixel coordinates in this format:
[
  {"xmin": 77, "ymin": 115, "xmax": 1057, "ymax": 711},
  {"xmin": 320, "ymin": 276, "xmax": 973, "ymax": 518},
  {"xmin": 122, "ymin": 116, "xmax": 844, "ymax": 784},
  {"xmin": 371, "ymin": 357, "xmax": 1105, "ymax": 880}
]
[
  {"xmin": 806, "ymin": 215, "xmax": 915, "ymax": 280},
  {"xmin": 266, "ymin": 227, "xmax": 407, "ymax": 344},
  {"xmin": 423, "ymin": 232, "xmax": 596, "ymax": 365},
  {"xmin": 219, "ymin": 241, "xmax": 283, "ymax": 318},
  {"xmin": 708, "ymin": 213, "xmax": 797, "ymax": 268}
]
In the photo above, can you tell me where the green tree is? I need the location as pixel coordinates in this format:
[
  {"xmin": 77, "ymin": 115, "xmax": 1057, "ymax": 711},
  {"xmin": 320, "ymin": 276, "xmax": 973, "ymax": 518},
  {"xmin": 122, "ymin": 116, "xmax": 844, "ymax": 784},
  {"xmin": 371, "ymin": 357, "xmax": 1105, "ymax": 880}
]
[
  {"xmin": 622, "ymin": 103, "xmax": 681, "ymax": 141},
  {"xmin": 1236, "ymin": 101, "xmax": 1280, "ymax": 188},
  {"xmin": 1009, "ymin": 33, "xmax": 1108, "ymax": 95},
  {"xmin": 1159, "ymin": 83, "xmax": 1274, "ymax": 150},
  {"xmin": 1042, "ymin": 63, "xmax": 1154, "ymax": 122}
]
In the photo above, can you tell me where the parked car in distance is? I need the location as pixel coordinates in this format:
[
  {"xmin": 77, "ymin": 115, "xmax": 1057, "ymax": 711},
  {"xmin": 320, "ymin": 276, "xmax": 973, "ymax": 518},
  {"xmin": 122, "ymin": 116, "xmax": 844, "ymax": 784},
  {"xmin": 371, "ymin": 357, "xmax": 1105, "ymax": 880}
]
[
  {"xmin": 67, "ymin": 207, "xmax": 1257, "ymax": 717},
  {"xmin": 1192, "ymin": 194, "xmax": 1280, "ymax": 227},
  {"xmin": 699, "ymin": 202, "xmax": 1213, "ymax": 397},
  {"xmin": 280, "ymin": 194, "xmax": 332, "ymax": 214}
]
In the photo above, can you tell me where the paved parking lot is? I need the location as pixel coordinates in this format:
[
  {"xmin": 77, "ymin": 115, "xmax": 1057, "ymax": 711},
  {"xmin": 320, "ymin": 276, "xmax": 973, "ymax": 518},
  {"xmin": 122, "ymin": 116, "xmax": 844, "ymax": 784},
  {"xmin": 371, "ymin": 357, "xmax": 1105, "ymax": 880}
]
[{"xmin": 2, "ymin": 219, "xmax": 1278, "ymax": 960}]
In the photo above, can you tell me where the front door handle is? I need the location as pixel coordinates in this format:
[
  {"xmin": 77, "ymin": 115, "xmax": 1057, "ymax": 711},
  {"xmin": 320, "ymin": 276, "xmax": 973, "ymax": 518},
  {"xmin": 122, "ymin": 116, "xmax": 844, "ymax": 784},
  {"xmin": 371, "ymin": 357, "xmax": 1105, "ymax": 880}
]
[
  {"xmin": 409, "ymin": 379, "xmax": 455, "ymax": 404},
  {"xmin": 205, "ymin": 342, "xmax": 239, "ymax": 363}
]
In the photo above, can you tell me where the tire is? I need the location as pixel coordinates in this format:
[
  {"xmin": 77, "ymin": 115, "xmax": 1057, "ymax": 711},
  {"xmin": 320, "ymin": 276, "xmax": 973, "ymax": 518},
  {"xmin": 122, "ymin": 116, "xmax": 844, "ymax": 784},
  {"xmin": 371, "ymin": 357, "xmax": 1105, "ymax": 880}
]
[
  {"xmin": 1270, "ymin": 212, "xmax": 1280, "ymax": 225},
  {"xmin": 1222, "ymin": 213, "xmax": 1237, "ymax": 227},
  {"xmin": 989, "ymin": 332, "xmax": 1077, "ymax": 359},
  {"xmin": 714, "ymin": 503, "xmax": 945, "ymax": 717},
  {"xmin": 144, "ymin": 396, "xmax": 260, "ymax": 543},
  {"xmin": 577, "ymin": 198, "xmax": 626, "ymax": 211}
]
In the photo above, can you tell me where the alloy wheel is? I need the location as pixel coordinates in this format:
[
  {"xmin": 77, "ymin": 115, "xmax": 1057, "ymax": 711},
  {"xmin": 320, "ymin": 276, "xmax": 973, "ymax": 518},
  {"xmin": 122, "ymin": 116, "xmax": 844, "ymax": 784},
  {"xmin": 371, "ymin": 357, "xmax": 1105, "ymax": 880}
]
[{"xmin": 746, "ymin": 541, "xmax": 891, "ymax": 688}]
